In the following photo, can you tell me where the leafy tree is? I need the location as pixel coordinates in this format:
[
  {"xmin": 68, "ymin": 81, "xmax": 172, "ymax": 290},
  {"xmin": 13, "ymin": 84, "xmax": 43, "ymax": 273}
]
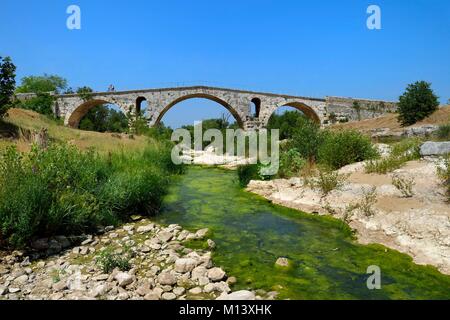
[
  {"xmin": 0, "ymin": 56, "xmax": 16, "ymax": 118},
  {"xmin": 267, "ymin": 110, "xmax": 307, "ymax": 140},
  {"xmin": 352, "ymin": 101, "xmax": 362, "ymax": 121},
  {"xmin": 397, "ymin": 81, "xmax": 439, "ymax": 126},
  {"xmin": 16, "ymin": 74, "xmax": 68, "ymax": 116},
  {"xmin": 79, "ymin": 105, "xmax": 128, "ymax": 133},
  {"xmin": 16, "ymin": 74, "xmax": 67, "ymax": 94},
  {"xmin": 76, "ymin": 86, "xmax": 94, "ymax": 102},
  {"xmin": 288, "ymin": 117, "xmax": 324, "ymax": 164}
]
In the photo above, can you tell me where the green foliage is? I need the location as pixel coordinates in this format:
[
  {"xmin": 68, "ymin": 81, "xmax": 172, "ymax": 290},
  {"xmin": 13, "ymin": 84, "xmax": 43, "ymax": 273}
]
[
  {"xmin": 278, "ymin": 148, "xmax": 306, "ymax": 178},
  {"xmin": 267, "ymin": 110, "xmax": 307, "ymax": 140},
  {"xmin": 365, "ymin": 138, "xmax": 422, "ymax": 174},
  {"xmin": 392, "ymin": 174, "xmax": 415, "ymax": 198},
  {"xmin": 288, "ymin": 117, "xmax": 323, "ymax": 164},
  {"xmin": 397, "ymin": 81, "xmax": 439, "ymax": 126},
  {"xmin": 0, "ymin": 141, "xmax": 181, "ymax": 248},
  {"xmin": 16, "ymin": 74, "xmax": 67, "ymax": 94},
  {"xmin": 437, "ymin": 156, "xmax": 450, "ymax": 201},
  {"xmin": 76, "ymin": 86, "xmax": 94, "ymax": 102},
  {"xmin": 436, "ymin": 123, "xmax": 450, "ymax": 141},
  {"xmin": 96, "ymin": 246, "xmax": 132, "ymax": 273},
  {"xmin": 79, "ymin": 105, "xmax": 128, "ymax": 133},
  {"xmin": 19, "ymin": 92, "xmax": 55, "ymax": 115},
  {"xmin": 236, "ymin": 163, "xmax": 271, "ymax": 187},
  {"xmin": 318, "ymin": 130, "xmax": 378, "ymax": 170},
  {"xmin": 0, "ymin": 56, "xmax": 16, "ymax": 118},
  {"xmin": 310, "ymin": 168, "xmax": 348, "ymax": 196}
]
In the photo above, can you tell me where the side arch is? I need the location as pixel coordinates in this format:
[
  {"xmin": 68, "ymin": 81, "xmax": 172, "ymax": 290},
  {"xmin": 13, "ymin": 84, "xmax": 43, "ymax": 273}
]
[
  {"xmin": 263, "ymin": 101, "xmax": 321, "ymax": 127},
  {"xmin": 66, "ymin": 99, "xmax": 127, "ymax": 128},
  {"xmin": 152, "ymin": 93, "xmax": 245, "ymax": 129}
]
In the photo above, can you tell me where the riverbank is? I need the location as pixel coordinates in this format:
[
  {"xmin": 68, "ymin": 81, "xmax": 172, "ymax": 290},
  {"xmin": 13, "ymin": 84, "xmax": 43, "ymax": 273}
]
[
  {"xmin": 247, "ymin": 157, "xmax": 450, "ymax": 275},
  {"xmin": 0, "ymin": 217, "xmax": 264, "ymax": 300}
]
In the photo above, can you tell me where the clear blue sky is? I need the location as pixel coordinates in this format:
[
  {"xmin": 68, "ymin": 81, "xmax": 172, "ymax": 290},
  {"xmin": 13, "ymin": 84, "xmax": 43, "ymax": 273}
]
[{"xmin": 1, "ymin": 0, "xmax": 449, "ymax": 128}]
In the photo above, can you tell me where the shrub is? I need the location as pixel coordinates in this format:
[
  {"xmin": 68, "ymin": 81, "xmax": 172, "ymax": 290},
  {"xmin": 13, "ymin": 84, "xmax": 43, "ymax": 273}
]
[
  {"xmin": 392, "ymin": 174, "xmax": 415, "ymax": 198},
  {"xmin": 365, "ymin": 138, "xmax": 422, "ymax": 174},
  {"xmin": 96, "ymin": 246, "xmax": 132, "ymax": 273},
  {"xmin": 289, "ymin": 117, "xmax": 323, "ymax": 164},
  {"xmin": 278, "ymin": 148, "xmax": 306, "ymax": 178},
  {"xmin": 346, "ymin": 187, "xmax": 378, "ymax": 218},
  {"xmin": 437, "ymin": 156, "xmax": 450, "ymax": 201},
  {"xmin": 318, "ymin": 130, "xmax": 378, "ymax": 170},
  {"xmin": 0, "ymin": 141, "xmax": 180, "ymax": 248},
  {"xmin": 397, "ymin": 81, "xmax": 439, "ymax": 126},
  {"xmin": 436, "ymin": 124, "xmax": 450, "ymax": 141},
  {"xmin": 19, "ymin": 92, "xmax": 55, "ymax": 115},
  {"xmin": 237, "ymin": 164, "xmax": 260, "ymax": 187},
  {"xmin": 310, "ymin": 168, "xmax": 348, "ymax": 197}
]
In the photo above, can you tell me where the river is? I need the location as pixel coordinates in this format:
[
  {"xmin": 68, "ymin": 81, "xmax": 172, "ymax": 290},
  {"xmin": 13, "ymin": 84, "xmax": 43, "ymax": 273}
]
[{"xmin": 155, "ymin": 166, "xmax": 450, "ymax": 299}]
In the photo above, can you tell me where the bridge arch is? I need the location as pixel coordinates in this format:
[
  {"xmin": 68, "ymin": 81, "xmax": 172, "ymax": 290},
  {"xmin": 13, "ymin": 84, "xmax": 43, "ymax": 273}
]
[
  {"xmin": 66, "ymin": 99, "xmax": 127, "ymax": 128},
  {"xmin": 153, "ymin": 93, "xmax": 245, "ymax": 129},
  {"xmin": 264, "ymin": 101, "xmax": 321, "ymax": 127}
]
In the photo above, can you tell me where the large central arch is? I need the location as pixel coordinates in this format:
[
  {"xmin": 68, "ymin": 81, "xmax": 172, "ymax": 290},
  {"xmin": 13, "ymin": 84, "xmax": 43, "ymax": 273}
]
[{"xmin": 153, "ymin": 93, "xmax": 245, "ymax": 129}]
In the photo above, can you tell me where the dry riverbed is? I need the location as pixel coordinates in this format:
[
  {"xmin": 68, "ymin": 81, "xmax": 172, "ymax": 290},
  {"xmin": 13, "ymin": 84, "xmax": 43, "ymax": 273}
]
[
  {"xmin": 247, "ymin": 156, "xmax": 450, "ymax": 275},
  {"xmin": 0, "ymin": 217, "xmax": 269, "ymax": 300}
]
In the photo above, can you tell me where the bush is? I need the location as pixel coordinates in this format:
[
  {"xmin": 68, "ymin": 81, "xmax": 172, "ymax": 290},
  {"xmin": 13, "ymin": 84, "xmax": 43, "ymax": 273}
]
[
  {"xmin": 289, "ymin": 117, "xmax": 323, "ymax": 164},
  {"xmin": 397, "ymin": 81, "xmax": 439, "ymax": 126},
  {"xmin": 19, "ymin": 92, "xmax": 55, "ymax": 115},
  {"xmin": 437, "ymin": 156, "xmax": 450, "ymax": 201},
  {"xmin": 96, "ymin": 246, "xmax": 133, "ymax": 273},
  {"xmin": 365, "ymin": 138, "xmax": 422, "ymax": 174},
  {"xmin": 278, "ymin": 148, "xmax": 306, "ymax": 178},
  {"xmin": 0, "ymin": 141, "xmax": 181, "ymax": 248},
  {"xmin": 237, "ymin": 164, "xmax": 260, "ymax": 187},
  {"xmin": 310, "ymin": 168, "xmax": 348, "ymax": 196},
  {"xmin": 436, "ymin": 124, "xmax": 450, "ymax": 141},
  {"xmin": 392, "ymin": 174, "xmax": 415, "ymax": 198},
  {"xmin": 318, "ymin": 130, "xmax": 378, "ymax": 170}
]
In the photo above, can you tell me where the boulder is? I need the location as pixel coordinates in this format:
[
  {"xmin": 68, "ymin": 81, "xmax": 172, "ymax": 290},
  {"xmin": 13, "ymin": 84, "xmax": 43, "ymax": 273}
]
[
  {"xmin": 161, "ymin": 292, "xmax": 177, "ymax": 300},
  {"xmin": 157, "ymin": 231, "xmax": 173, "ymax": 243},
  {"xmin": 195, "ymin": 228, "xmax": 209, "ymax": 239},
  {"xmin": 275, "ymin": 257, "xmax": 290, "ymax": 267},
  {"xmin": 207, "ymin": 267, "xmax": 226, "ymax": 282},
  {"xmin": 115, "ymin": 272, "xmax": 133, "ymax": 287},
  {"xmin": 420, "ymin": 141, "xmax": 450, "ymax": 156},
  {"xmin": 216, "ymin": 290, "xmax": 256, "ymax": 300},
  {"xmin": 157, "ymin": 272, "xmax": 177, "ymax": 285},
  {"xmin": 174, "ymin": 258, "xmax": 197, "ymax": 273},
  {"xmin": 137, "ymin": 224, "xmax": 154, "ymax": 234}
]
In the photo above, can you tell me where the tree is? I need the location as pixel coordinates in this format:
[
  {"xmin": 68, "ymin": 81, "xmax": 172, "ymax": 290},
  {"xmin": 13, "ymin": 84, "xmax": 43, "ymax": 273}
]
[
  {"xmin": 267, "ymin": 110, "xmax": 307, "ymax": 140},
  {"xmin": 16, "ymin": 74, "xmax": 68, "ymax": 116},
  {"xmin": 0, "ymin": 56, "xmax": 16, "ymax": 118},
  {"xmin": 79, "ymin": 105, "xmax": 128, "ymax": 133},
  {"xmin": 289, "ymin": 117, "xmax": 324, "ymax": 164},
  {"xmin": 16, "ymin": 74, "xmax": 67, "ymax": 94},
  {"xmin": 397, "ymin": 81, "xmax": 439, "ymax": 126}
]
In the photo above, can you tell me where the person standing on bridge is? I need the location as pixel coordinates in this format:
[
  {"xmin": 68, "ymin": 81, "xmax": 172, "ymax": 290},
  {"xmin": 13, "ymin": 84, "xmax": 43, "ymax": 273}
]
[{"xmin": 108, "ymin": 84, "xmax": 115, "ymax": 92}]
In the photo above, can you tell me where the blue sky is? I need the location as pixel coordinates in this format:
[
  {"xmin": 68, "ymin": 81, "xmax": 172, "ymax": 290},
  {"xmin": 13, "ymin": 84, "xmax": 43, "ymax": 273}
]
[{"xmin": 1, "ymin": 0, "xmax": 449, "ymax": 128}]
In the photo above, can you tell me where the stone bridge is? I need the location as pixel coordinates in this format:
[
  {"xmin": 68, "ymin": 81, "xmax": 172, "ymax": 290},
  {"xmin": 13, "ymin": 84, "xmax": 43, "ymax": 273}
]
[{"xmin": 21, "ymin": 86, "xmax": 398, "ymax": 130}]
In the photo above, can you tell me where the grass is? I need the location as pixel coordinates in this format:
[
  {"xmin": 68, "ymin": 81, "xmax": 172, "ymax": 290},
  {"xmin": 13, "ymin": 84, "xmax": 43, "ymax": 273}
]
[
  {"xmin": 365, "ymin": 138, "xmax": 422, "ymax": 174},
  {"xmin": 0, "ymin": 108, "xmax": 150, "ymax": 154},
  {"xmin": 0, "ymin": 136, "xmax": 183, "ymax": 248}
]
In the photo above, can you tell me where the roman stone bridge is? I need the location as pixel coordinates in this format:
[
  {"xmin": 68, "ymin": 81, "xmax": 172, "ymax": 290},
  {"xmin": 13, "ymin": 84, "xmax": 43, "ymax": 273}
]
[{"xmin": 18, "ymin": 86, "xmax": 397, "ymax": 130}]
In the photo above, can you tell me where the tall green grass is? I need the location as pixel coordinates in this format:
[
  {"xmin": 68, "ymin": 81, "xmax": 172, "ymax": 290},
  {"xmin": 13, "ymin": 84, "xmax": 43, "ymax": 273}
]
[{"xmin": 0, "ymin": 140, "xmax": 183, "ymax": 248}]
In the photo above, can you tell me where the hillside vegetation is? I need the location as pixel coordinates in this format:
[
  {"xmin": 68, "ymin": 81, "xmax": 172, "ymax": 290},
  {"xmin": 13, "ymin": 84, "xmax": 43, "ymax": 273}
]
[
  {"xmin": 0, "ymin": 108, "xmax": 150, "ymax": 153},
  {"xmin": 332, "ymin": 105, "xmax": 450, "ymax": 134}
]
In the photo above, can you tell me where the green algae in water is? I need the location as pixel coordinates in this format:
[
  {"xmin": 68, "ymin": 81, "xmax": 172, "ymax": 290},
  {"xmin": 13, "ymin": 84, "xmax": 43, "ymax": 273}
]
[{"xmin": 155, "ymin": 166, "xmax": 450, "ymax": 299}]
